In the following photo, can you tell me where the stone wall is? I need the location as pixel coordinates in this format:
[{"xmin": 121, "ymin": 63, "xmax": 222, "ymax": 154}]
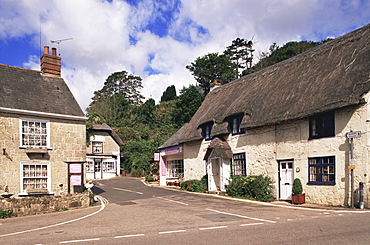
[{"xmin": 0, "ymin": 193, "xmax": 92, "ymax": 217}]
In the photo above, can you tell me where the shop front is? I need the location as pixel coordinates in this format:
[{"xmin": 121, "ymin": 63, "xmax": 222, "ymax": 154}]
[{"xmin": 159, "ymin": 145, "xmax": 184, "ymax": 186}]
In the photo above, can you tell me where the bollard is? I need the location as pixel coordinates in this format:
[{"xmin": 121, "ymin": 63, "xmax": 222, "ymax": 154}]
[{"xmin": 359, "ymin": 182, "xmax": 364, "ymax": 209}]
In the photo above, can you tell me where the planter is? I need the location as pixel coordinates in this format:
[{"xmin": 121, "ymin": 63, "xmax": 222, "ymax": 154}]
[{"xmin": 292, "ymin": 193, "xmax": 305, "ymax": 204}]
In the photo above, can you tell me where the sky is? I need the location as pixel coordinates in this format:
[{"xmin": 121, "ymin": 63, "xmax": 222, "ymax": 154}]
[{"xmin": 0, "ymin": 0, "xmax": 369, "ymax": 111}]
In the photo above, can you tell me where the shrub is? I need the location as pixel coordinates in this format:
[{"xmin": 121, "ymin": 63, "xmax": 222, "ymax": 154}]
[
  {"xmin": 292, "ymin": 178, "xmax": 303, "ymax": 194},
  {"xmin": 226, "ymin": 175, "xmax": 275, "ymax": 202},
  {"xmin": 0, "ymin": 208, "xmax": 13, "ymax": 219},
  {"xmin": 145, "ymin": 175, "xmax": 154, "ymax": 182},
  {"xmin": 131, "ymin": 168, "xmax": 145, "ymax": 177},
  {"xmin": 181, "ymin": 175, "xmax": 208, "ymax": 193}
]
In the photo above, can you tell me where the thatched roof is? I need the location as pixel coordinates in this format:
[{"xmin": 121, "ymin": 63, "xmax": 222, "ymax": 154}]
[
  {"xmin": 161, "ymin": 24, "xmax": 370, "ymax": 148},
  {"xmin": 0, "ymin": 64, "xmax": 84, "ymax": 118},
  {"xmin": 90, "ymin": 123, "xmax": 124, "ymax": 146}
]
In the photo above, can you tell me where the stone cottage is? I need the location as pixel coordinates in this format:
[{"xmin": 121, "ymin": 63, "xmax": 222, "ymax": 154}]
[
  {"xmin": 0, "ymin": 46, "xmax": 86, "ymax": 196},
  {"xmin": 86, "ymin": 122, "xmax": 123, "ymax": 180},
  {"xmin": 159, "ymin": 24, "xmax": 370, "ymax": 207}
]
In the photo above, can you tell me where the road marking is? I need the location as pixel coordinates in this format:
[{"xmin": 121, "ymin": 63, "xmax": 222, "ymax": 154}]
[
  {"xmin": 59, "ymin": 238, "xmax": 100, "ymax": 243},
  {"xmin": 199, "ymin": 226, "xmax": 227, "ymax": 230},
  {"xmin": 240, "ymin": 222, "xmax": 264, "ymax": 226},
  {"xmin": 0, "ymin": 196, "xmax": 107, "ymax": 238},
  {"xmin": 206, "ymin": 208, "xmax": 277, "ymax": 224},
  {"xmin": 113, "ymin": 187, "xmax": 143, "ymax": 195},
  {"xmin": 115, "ymin": 234, "xmax": 145, "ymax": 238},
  {"xmin": 155, "ymin": 196, "xmax": 189, "ymax": 206},
  {"xmin": 159, "ymin": 230, "xmax": 187, "ymax": 234}
]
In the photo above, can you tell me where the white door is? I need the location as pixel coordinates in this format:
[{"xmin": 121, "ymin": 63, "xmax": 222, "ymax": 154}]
[
  {"xmin": 211, "ymin": 158, "xmax": 221, "ymax": 191},
  {"xmin": 279, "ymin": 160, "xmax": 294, "ymax": 200},
  {"xmin": 94, "ymin": 158, "xmax": 102, "ymax": 179}
]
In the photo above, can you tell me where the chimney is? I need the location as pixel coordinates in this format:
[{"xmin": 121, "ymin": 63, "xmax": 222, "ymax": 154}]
[
  {"xmin": 209, "ymin": 79, "xmax": 222, "ymax": 92},
  {"xmin": 40, "ymin": 46, "xmax": 61, "ymax": 76}
]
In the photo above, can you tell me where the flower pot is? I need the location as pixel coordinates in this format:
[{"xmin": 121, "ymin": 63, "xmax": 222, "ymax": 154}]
[{"xmin": 292, "ymin": 193, "xmax": 305, "ymax": 204}]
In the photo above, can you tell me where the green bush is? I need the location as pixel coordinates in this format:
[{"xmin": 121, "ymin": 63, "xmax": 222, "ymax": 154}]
[
  {"xmin": 0, "ymin": 208, "xmax": 13, "ymax": 219},
  {"xmin": 180, "ymin": 175, "xmax": 208, "ymax": 193},
  {"xmin": 292, "ymin": 178, "xmax": 303, "ymax": 194},
  {"xmin": 145, "ymin": 175, "xmax": 154, "ymax": 182},
  {"xmin": 226, "ymin": 175, "xmax": 275, "ymax": 202}
]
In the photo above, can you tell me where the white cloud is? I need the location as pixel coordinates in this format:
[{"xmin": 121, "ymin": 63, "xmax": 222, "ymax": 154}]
[{"xmin": 1, "ymin": 0, "xmax": 369, "ymax": 112}]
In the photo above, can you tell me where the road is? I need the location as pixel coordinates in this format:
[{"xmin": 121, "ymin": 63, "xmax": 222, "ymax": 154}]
[{"xmin": 1, "ymin": 176, "xmax": 369, "ymax": 244}]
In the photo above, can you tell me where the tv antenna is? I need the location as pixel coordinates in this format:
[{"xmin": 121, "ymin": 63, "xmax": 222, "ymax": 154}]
[{"xmin": 50, "ymin": 38, "xmax": 73, "ymax": 56}]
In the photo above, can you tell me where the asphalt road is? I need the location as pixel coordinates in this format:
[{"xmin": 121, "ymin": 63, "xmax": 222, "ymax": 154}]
[{"xmin": 1, "ymin": 176, "xmax": 369, "ymax": 244}]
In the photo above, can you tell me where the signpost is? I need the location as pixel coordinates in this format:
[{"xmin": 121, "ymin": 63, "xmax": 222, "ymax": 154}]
[{"xmin": 346, "ymin": 131, "xmax": 361, "ymax": 208}]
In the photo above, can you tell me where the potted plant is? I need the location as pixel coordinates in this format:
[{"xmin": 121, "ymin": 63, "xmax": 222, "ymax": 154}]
[{"xmin": 291, "ymin": 178, "xmax": 305, "ymax": 204}]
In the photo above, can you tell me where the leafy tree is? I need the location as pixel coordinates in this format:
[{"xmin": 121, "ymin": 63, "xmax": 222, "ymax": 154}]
[
  {"xmin": 132, "ymin": 98, "xmax": 156, "ymax": 129},
  {"xmin": 91, "ymin": 70, "xmax": 144, "ymax": 105},
  {"xmin": 172, "ymin": 85, "xmax": 204, "ymax": 128},
  {"xmin": 123, "ymin": 139, "xmax": 157, "ymax": 176},
  {"xmin": 244, "ymin": 41, "xmax": 321, "ymax": 76},
  {"xmin": 186, "ymin": 53, "xmax": 236, "ymax": 96},
  {"xmin": 87, "ymin": 93, "xmax": 131, "ymax": 127},
  {"xmin": 224, "ymin": 37, "xmax": 254, "ymax": 77},
  {"xmin": 160, "ymin": 85, "xmax": 177, "ymax": 102}
]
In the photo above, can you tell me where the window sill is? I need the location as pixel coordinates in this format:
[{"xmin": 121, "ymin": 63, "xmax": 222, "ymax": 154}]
[
  {"xmin": 307, "ymin": 182, "xmax": 335, "ymax": 185},
  {"xmin": 308, "ymin": 135, "xmax": 335, "ymax": 140}
]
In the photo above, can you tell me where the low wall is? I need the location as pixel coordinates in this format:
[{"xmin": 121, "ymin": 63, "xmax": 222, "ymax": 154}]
[{"xmin": 0, "ymin": 193, "xmax": 92, "ymax": 217}]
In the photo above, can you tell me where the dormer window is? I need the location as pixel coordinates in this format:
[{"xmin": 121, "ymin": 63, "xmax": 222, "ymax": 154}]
[
  {"xmin": 226, "ymin": 114, "xmax": 245, "ymax": 135},
  {"xmin": 201, "ymin": 122, "xmax": 214, "ymax": 140}
]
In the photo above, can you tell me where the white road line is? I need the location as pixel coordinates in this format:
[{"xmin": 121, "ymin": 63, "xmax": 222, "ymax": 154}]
[
  {"xmin": 113, "ymin": 187, "xmax": 143, "ymax": 195},
  {"xmin": 115, "ymin": 234, "xmax": 145, "ymax": 238},
  {"xmin": 0, "ymin": 196, "xmax": 107, "ymax": 238},
  {"xmin": 155, "ymin": 196, "xmax": 189, "ymax": 206},
  {"xmin": 59, "ymin": 238, "xmax": 100, "ymax": 243},
  {"xmin": 199, "ymin": 226, "xmax": 227, "ymax": 230},
  {"xmin": 206, "ymin": 208, "xmax": 277, "ymax": 224},
  {"xmin": 159, "ymin": 230, "xmax": 187, "ymax": 234},
  {"xmin": 240, "ymin": 222, "xmax": 264, "ymax": 226}
]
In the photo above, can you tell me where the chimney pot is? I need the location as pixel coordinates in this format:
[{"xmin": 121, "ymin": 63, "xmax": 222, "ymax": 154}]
[
  {"xmin": 40, "ymin": 46, "xmax": 61, "ymax": 76},
  {"xmin": 44, "ymin": 46, "xmax": 49, "ymax": 54}
]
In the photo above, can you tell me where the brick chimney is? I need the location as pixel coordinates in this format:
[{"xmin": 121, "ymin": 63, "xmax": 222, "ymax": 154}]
[
  {"xmin": 210, "ymin": 79, "xmax": 222, "ymax": 92},
  {"xmin": 40, "ymin": 46, "xmax": 61, "ymax": 76}
]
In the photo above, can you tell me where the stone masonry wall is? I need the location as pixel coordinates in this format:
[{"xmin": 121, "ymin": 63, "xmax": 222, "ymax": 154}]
[{"xmin": 0, "ymin": 193, "xmax": 91, "ymax": 217}]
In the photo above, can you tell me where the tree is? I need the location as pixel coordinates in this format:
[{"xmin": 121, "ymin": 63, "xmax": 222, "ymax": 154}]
[
  {"xmin": 224, "ymin": 37, "xmax": 254, "ymax": 77},
  {"xmin": 160, "ymin": 85, "xmax": 177, "ymax": 102},
  {"xmin": 245, "ymin": 41, "xmax": 321, "ymax": 75},
  {"xmin": 91, "ymin": 70, "xmax": 145, "ymax": 105},
  {"xmin": 87, "ymin": 93, "xmax": 131, "ymax": 127},
  {"xmin": 186, "ymin": 53, "xmax": 236, "ymax": 96},
  {"xmin": 132, "ymin": 98, "xmax": 156, "ymax": 129},
  {"xmin": 172, "ymin": 85, "xmax": 204, "ymax": 128}
]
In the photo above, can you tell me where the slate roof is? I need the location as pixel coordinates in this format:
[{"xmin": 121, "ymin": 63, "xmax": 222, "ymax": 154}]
[
  {"xmin": 160, "ymin": 24, "xmax": 370, "ymax": 148},
  {"xmin": 90, "ymin": 123, "xmax": 124, "ymax": 146},
  {"xmin": 0, "ymin": 64, "xmax": 84, "ymax": 117}
]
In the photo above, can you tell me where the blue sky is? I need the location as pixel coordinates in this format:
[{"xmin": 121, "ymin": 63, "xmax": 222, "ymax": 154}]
[{"xmin": 0, "ymin": 0, "xmax": 369, "ymax": 111}]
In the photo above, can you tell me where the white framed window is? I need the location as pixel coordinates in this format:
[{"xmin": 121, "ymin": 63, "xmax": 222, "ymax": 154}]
[
  {"xmin": 232, "ymin": 153, "xmax": 247, "ymax": 176},
  {"xmin": 21, "ymin": 162, "xmax": 50, "ymax": 193},
  {"xmin": 166, "ymin": 159, "xmax": 184, "ymax": 178},
  {"xmin": 86, "ymin": 158, "xmax": 94, "ymax": 172},
  {"xmin": 92, "ymin": 142, "xmax": 103, "ymax": 153},
  {"xmin": 103, "ymin": 159, "xmax": 116, "ymax": 172},
  {"xmin": 20, "ymin": 118, "xmax": 50, "ymax": 148}
]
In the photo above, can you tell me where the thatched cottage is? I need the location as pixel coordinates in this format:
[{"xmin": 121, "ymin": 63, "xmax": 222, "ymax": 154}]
[
  {"xmin": 159, "ymin": 24, "xmax": 370, "ymax": 207},
  {"xmin": 86, "ymin": 122, "xmax": 123, "ymax": 180},
  {"xmin": 0, "ymin": 46, "xmax": 86, "ymax": 196}
]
